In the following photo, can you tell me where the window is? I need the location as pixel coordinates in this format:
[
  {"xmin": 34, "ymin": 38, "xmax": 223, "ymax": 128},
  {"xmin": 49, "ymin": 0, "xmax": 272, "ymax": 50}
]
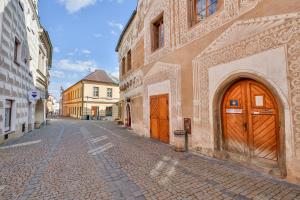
[
  {"xmin": 14, "ymin": 37, "xmax": 21, "ymax": 65},
  {"xmin": 93, "ymin": 87, "xmax": 99, "ymax": 97},
  {"xmin": 189, "ymin": 0, "xmax": 221, "ymax": 26},
  {"xmin": 4, "ymin": 100, "xmax": 12, "ymax": 132},
  {"xmin": 106, "ymin": 107, "xmax": 113, "ymax": 117},
  {"xmin": 152, "ymin": 15, "xmax": 164, "ymax": 51},
  {"xmin": 127, "ymin": 50, "xmax": 132, "ymax": 71},
  {"xmin": 122, "ymin": 57, "xmax": 126, "ymax": 75},
  {"xmin": 107, "ymin": 88, "xmax": 113, "ymax": 98}
]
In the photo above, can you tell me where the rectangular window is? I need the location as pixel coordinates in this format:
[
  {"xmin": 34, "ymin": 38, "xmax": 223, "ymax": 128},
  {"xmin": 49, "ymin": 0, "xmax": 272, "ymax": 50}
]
[
  {"xmin": 189, "ymin": 0, "xmax": 221, "ymax": 26},
  {"xmin": 4, "ymin": 100, "xmax": 12, "ymax": 132},
  {"xmin": 127, "ymin": 50, "xmax": 132, "ymax": 71},
  {"xmin": 107, "ymin": 88, "xmax": 113, "ymax": 98},
  {"xmin": 93, "ymin": 87, "xmax": 99, "ymax": 97},
  {"xmin": 122, "ymin": 57, "xmax": 126, "ymax": 75},
  {"xmin": 152, "ymin": 15, "xmax": 164, "ymax": 51},
  {"xmin": 14, "ymin": 37, "xmax": 21, "ymax": 65},
  {"xmin": 106, "ymin": 106, "xmax": 113, "ymax": 116}
]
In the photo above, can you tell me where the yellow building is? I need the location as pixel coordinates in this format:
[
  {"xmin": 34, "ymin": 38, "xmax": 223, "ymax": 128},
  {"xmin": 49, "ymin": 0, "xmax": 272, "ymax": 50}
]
[{"xmin": 62, "ymin": 70, "xmax": 119, "ymax": 120}]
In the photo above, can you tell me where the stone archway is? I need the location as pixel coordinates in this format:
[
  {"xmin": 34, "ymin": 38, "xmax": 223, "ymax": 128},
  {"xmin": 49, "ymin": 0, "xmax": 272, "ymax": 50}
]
[{"xmin": 212, "ymin": 73, "xmax": 287, "ymax": 177}]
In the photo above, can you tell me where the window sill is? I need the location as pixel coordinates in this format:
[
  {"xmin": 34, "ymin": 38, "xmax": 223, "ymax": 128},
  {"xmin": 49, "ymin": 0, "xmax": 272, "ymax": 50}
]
[
  {"xmin": 4, "ymin": 130, "xmax": 15, "ymax": 135},
  {"xmin": 151, "ymin": 46, "xmax": 164, "ymax": 54}
]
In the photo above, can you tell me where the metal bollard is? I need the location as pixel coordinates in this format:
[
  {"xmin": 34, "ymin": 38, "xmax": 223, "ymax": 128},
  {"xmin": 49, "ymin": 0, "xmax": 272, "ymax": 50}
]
[{"xmin": 185, "ymin": 130, "xmax": 188, "ymax": 152}]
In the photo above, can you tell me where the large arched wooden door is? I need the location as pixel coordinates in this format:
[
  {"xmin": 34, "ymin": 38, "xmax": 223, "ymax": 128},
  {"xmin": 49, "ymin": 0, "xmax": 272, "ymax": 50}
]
[{"xmin": 222, "ymin": 79, "xmax": 279, "ymax": 165}]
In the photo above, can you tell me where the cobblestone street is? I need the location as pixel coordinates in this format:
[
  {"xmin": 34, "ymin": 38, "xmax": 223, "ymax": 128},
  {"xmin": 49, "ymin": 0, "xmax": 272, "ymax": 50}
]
[{"xmin": 0, "ymin": 119, "xmax": 300, "ymax": 200}]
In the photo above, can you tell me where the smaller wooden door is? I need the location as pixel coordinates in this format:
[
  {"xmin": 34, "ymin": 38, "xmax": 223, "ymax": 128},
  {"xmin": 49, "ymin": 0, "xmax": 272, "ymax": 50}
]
[
  {"xmin": 91, "ymin": 106, "xmax": 98, "ymax": 117},
  {"xmin": 126, "ymin": 104, "xmax": 131, "ymax": 127},
  {"xmin": 150, "ymin": 94, "xmax": 169, "ymax": 143}
]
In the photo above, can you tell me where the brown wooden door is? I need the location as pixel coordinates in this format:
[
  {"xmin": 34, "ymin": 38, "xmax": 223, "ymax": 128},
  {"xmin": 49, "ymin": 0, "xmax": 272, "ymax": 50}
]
[
  {"xmin": 91, "ymin": 106, "xmax": 98, "ymax": 117},
  {"xmin": 222, "ymin": 79, "xmax": 279, "ymax": 163},
  {"xmin": 150, "ymin": 94, "xmax": 169, "ymax": 143}
]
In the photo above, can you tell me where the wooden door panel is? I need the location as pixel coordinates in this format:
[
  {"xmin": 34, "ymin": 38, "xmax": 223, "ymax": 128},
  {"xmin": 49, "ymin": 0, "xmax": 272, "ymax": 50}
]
[
  {"xmin": 159, "ymin": 95, "xmax": 169, "ymax": 143},
  {"xmin": 150, "ymin": 119, "xmax": 159, "ymax": 140},
  {"xmin": 223, "ymin": 81, "xmax": 247, "ymax": 154},
  {"xmin": 150, "ymin": 95, "xmax": 169, "ymax": 143},
  {"xmin": 253, "ymin": 115, "xmax": 277, "ymax": 160},
  {"xmin": 150, "ymin": 97, "xmax": 159, "ymax": 139},
  {"xmin": 249, "ymin": 81, "xmax": 278, "ymax": 161},
  {"xmin": 225, "ymin": 114, "xmax": 246, "ymax": 153}
]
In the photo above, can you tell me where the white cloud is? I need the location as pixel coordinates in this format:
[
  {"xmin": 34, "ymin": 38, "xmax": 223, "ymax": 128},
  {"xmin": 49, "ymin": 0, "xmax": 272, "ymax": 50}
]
[
  {"xmin": 111, "ymin": 30, "xmax": 117, "ymax": 36},
  {"xmin": 51, "ymin": 70, "xmax": 65, "ymax": 78},
  {"xmin": 53, "ymin": 47, "xmax": 60, "ymax": 53},
  {"xmin": 110, "ymin": 67, "xmax": 119, "ymax": 78},
  {"xmin": 108, "ymin": 21, "xmax": 124, "ymax": 30},
  {"xmin": 56, "ymin": 59, "xmax": 99, "ymax": 72},
  {"xmin": 82, "ymin": 49, "xmax": 92, "ymax": 54},
  {"xmin": 59, "ymin": 0, "xmax": 97, "ymax": 13}
]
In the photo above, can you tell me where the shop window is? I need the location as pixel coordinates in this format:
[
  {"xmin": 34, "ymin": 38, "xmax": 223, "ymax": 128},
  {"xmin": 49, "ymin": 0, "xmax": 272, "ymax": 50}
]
[
  {"xmin": 127, "ymin": 50, "xmax": 132, "ymax": 71},
  {"xmin": 152, "ymin": 14, "xmax": 164, "ymax": 52},
  {"xmin": 4, "ymin": 100, "xmax": 12, "ymax": 132},
  {"xmin": 14, "ymin": 37, "xmax": 21, "ymax": 65},
  {"xmin": 93, "ymin": 87, "xmax": 99, "ymax": 97},
  {"xmin": 106, "ymin": 107, "xmax": 113, "ymax": 116},
  {"xmin": 189, "ymin": 0, "xmax": 222, "ymax": 26},
  {"xmin": 107, "ymin": 88, "xmax": 113, "ymax": 98}
]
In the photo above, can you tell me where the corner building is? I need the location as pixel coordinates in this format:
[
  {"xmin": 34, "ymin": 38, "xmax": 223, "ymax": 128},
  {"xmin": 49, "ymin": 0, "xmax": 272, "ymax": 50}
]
[
  {"xmin": 116, "ymin": 0, "xmax": 300, "ymax": 182},
  {"xmin": 0, "ymin": 0, "xmax": 52, "ymax": 143},
  {"xmin": 61, "ymin": 70, "xmax": 120, "ymax": 120}
]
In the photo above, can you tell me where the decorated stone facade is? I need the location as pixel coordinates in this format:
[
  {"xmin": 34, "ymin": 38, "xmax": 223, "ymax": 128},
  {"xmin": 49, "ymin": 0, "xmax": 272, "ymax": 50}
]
[
  {"xmin": 0, "ymin": 0, "xmax": 52, "ymax": 143},
  {"xmin": 116, "ymin": 0, "xmax": 300, "ymax": 183}
]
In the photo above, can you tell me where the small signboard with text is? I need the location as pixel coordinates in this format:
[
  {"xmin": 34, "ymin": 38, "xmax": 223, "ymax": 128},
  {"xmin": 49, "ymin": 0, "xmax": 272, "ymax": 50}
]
[{"xmin": 28, "ymin": 90, "xmax": 40, "ymax": 102}]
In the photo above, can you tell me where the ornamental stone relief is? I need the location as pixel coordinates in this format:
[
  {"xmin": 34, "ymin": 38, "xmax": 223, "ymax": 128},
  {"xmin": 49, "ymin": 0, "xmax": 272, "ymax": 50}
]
[
  {"xmin": 177, "ymin": 0, "xmax": 260, "ymax": 47},
  {"xmin": 192, "ymin": 13, "xmax": 300, "ymax": 158},
  {"xmin": 118, "ymin": 0, "xmax": 154, "ymax": 60},
  {"xmin": 120, "ymin": 69, "xmax": 143, "ymax": 93}
]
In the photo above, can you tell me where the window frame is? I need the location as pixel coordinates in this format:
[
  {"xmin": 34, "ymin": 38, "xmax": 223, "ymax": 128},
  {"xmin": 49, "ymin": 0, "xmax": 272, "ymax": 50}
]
[
  {"xmin": 188, "ymin": 0, "xmax": 221, "ymax": 27},
  {"xmin": 14, "ymin": 37, "xmax": 21, "ymax": 65},
  {"xmin": 4, "ymin": 100, "xmax": 12, "ymax": 132},
  {"xmin": 127, "ymin": 50, "xmax": 132, "ymax": 71},
  {"xmin": 107, "ymin": 88, "xmax": 113, "ymax": 98},
  {"xmin": 93, "ymin": 87, "xmax": 99, "ymax": 97},
  {"xmin": 151, "ymin": 14, "xmax": 164, "ymax": 52},
  {"xmin": 121, "ymin": 57, "xmax": 126, "ymax": 76}
]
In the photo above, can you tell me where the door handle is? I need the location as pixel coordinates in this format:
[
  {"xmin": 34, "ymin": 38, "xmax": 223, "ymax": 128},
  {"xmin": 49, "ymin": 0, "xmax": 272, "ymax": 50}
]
[{"xmin": 243, "ymin": 122, "xmax": 247, "ymax": 132}]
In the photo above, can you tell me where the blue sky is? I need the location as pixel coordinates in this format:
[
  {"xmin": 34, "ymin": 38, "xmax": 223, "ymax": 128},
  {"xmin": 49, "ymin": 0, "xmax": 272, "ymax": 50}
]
[{"xmin": 39, "ymin": 0, "xmax": 137, "ymax": 99}]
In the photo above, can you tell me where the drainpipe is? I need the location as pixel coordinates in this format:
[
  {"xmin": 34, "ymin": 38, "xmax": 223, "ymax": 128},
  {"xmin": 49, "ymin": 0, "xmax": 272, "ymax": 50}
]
[{"xmin": 81, "ymin": 81, "xmax": 84, "ymax": 120}]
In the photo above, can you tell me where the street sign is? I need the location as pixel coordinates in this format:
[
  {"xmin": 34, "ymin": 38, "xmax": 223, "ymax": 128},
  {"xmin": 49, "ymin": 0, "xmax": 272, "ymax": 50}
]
[{"xmin": 28, "ymin": 90, "xmax": 40, "ymax": 101}]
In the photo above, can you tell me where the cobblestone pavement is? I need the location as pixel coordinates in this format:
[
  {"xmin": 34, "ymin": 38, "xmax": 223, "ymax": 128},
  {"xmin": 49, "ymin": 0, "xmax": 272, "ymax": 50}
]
[{"xmin": 0, "ymin": 119, "xmax": 300, "ymax": 200}]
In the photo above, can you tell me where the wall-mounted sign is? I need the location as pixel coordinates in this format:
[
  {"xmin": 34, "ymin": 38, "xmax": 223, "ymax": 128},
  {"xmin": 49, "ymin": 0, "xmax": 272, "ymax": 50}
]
[
  {"xmin": 184, "ymin": 118, "xmax": 192, "ymax": 134},
  {"xmin": 230, "ymin": 100, "xmax": 239, "ymax": 107},
  {"xmin": 28, "ymin": 90, "xmax": 40, "ymax": 101},
  {"xmin": 255, "ymin": 96, "xmax": 264, "ymax": 107},
  {"xmin": 226, "ymin": 109, "xmax": 243, "ymax": 114}
]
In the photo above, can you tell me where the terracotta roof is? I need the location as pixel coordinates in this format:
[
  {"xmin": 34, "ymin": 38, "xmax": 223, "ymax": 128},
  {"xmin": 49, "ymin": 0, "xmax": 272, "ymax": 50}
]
[{"xmin": 82, "ymin": 70, "xmax": 117, "ymax": 84}]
